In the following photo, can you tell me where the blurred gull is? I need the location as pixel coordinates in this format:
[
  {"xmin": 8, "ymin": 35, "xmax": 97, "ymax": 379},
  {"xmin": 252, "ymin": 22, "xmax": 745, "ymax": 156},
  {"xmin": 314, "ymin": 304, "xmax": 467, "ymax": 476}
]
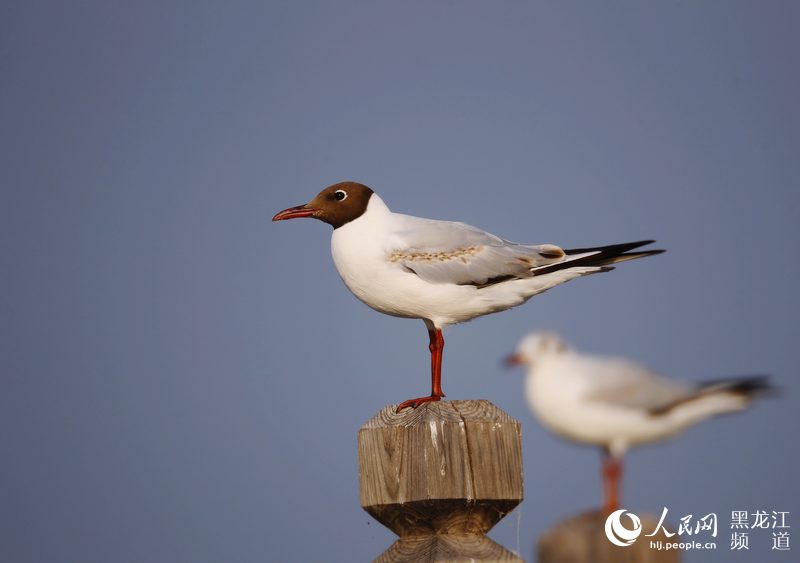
[
  {"xmin": 506, "ymin": 331, "xmax": 773, "ymax": 513},
  {"xmin": 273, "ymin": 182, "xmax": 662, "ymax": 411}
]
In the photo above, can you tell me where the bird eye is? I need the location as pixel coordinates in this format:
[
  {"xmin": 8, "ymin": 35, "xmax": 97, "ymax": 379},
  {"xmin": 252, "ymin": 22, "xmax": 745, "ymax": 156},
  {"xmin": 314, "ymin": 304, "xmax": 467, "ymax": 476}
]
[{"xmin": 333, "ymin": 190, "xmax": 347, "ymax": 201}]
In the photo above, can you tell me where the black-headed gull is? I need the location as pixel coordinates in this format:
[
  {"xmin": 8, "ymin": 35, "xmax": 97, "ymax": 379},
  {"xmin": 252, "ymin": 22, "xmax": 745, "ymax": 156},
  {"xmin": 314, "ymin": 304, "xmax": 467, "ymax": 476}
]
[
  {"xmin": 273, "ymin": 182, "xmax": 663, "ymax": 412},
  {"xmin": 506, "ymin": 331, "xmax": 773, "ymax": 513}
]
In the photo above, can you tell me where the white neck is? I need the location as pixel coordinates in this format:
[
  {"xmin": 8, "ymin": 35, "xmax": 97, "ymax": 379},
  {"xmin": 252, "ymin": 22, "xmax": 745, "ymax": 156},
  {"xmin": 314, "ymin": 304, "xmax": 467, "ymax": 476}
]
[{"xmin": 363, "ymin": 193, "xmax": 392, "ymax": 219}]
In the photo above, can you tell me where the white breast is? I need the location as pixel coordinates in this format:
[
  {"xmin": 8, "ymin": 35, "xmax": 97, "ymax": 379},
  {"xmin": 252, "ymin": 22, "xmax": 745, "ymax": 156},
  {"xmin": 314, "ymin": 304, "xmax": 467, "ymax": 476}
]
[
  {"xmin": 526, "ymin": 358, "xmax": 604, "ymax": 443},
  {"xmin": 331, "ymin": 196, "xmax": 424, "ymax": 319}
]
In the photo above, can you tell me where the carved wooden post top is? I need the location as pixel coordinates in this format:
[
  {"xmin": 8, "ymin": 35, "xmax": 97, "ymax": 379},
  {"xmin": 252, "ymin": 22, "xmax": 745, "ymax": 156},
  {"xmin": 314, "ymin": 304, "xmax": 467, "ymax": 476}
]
[{"xmin": 358, "ymin": 400, "xmax": 524, "ymax": 562}]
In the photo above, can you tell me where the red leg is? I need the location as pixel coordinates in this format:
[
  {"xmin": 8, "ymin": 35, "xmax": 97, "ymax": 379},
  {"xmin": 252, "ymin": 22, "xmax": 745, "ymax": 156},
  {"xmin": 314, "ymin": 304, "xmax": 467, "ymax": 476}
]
[
  {"xmin": 396, "ymin": 327, "xmax": 446, "ymax": 412},
  {"xmin": 430, "ymin": 327, "xmax": 444, "ymax": 397},
  {"xmin": 602, "ymin": 452, "xmax": 623, "ymax": 515}
]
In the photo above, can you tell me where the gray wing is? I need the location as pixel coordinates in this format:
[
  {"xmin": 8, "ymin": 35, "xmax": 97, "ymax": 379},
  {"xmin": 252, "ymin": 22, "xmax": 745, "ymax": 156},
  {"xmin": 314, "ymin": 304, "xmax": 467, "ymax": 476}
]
[
  {"xmin": 387, "ymin": 214, "xmax": 567, "ymax": 286},
  {"xmin": 580, "ymin": 356, "xmax": 695, "ymax": 413}
]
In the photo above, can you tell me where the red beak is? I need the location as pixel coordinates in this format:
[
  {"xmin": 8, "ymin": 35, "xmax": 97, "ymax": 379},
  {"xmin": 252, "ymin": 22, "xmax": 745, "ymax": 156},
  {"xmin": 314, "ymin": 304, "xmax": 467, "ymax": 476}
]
[
  {"xmin": 503, "ymin": 353, "xmax": 523, "ymax": 368},
  {"xmin": 272, "ymin": 204, "xmax": 315, "ymax": 221}
]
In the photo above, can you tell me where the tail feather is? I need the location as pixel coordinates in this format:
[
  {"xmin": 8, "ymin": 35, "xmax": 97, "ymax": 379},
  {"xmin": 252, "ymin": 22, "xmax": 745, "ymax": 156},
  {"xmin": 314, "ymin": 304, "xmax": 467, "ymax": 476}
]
[{"xmin": 531, "ymin": 240, "xmax": 664, "ymax": 277}]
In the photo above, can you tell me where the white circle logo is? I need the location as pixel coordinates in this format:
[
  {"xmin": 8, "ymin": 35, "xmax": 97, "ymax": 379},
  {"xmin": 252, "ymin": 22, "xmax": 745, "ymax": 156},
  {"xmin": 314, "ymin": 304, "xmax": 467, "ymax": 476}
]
[{"xmin": 604, "ymin": 509, "xmax": 642, "ymax": 547}]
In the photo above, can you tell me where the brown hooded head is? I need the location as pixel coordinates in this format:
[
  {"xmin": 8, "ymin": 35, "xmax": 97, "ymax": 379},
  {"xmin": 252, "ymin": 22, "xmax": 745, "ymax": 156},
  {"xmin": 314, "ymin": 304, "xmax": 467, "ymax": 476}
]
[{"xmin": 272, "ymin": 182, "xmax": 375, "ymax": 229}]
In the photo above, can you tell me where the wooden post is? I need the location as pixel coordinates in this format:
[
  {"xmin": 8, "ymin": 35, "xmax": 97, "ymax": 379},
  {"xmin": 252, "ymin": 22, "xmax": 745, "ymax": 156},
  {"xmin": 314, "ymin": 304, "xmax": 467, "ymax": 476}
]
[
  {"xmin": 358, "ymin": 400, "xmax": 524, "ymax": 562},
  {"xmin": 538, "ymin": 510, "xmax": 681, "ymax": 563}
]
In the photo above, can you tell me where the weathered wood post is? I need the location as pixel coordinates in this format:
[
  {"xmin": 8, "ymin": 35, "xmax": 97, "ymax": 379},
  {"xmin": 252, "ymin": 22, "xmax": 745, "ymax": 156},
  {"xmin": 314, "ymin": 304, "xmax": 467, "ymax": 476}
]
[
  {"xmin": 538, "ymin": 510, "xmax": 681, "ymax": 563},
  {"xmin": 359, "ymin": 400, "xmax": 524, "ymax": 562}
]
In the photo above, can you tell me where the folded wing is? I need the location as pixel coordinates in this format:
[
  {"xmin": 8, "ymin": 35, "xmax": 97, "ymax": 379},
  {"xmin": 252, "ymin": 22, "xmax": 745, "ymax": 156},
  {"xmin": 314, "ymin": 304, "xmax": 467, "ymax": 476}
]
[
  {"xmin": 581, "ymin": 357, "xmax": 694, "ymax": 413},
  {"xmin": 388, "ymin": 215, "xmax": 662, "ymax": 287},
  {"xmin": 388, "ymin": 215, "xmax": 566, "ymax": 286}
]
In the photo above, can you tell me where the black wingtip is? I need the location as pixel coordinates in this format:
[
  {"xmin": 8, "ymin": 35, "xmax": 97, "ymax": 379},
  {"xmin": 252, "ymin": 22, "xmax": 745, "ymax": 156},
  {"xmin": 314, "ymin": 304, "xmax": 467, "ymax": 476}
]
[
  {"xmin": 700, "ymin": 375, "xmax": 778, "ymax": 398},
  {"xmin": 563, "ymin": 239, "xmax": 658, "ymax": 256},
  {"xmin": 531, "ymin": 240, "xmax": 663, "ymax": 276}
]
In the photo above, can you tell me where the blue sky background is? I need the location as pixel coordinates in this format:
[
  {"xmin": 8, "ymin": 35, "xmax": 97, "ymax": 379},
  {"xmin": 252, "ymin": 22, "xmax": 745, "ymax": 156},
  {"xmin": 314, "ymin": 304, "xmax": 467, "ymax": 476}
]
[{"xmin": 2, "ymin": 1, "xmax": 798, "ymax": 561}]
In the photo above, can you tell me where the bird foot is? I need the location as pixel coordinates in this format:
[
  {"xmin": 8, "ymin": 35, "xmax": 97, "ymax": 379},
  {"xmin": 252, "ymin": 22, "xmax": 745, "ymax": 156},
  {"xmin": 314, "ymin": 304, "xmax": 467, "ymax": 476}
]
[{"xmin": 395, "ymin": 394, "xmax": 444, "ymax": 413}]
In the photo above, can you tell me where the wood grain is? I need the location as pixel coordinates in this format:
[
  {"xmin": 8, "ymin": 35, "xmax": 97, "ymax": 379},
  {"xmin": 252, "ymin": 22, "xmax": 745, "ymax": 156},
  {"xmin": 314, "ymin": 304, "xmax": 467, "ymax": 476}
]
[
  {"xmin": 376, "ymin": 534, "xmax": 523, "ymax": 563},
  {"xmin": 358, "ymin": 400, "xmax": 523, "ymax": 561}
]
